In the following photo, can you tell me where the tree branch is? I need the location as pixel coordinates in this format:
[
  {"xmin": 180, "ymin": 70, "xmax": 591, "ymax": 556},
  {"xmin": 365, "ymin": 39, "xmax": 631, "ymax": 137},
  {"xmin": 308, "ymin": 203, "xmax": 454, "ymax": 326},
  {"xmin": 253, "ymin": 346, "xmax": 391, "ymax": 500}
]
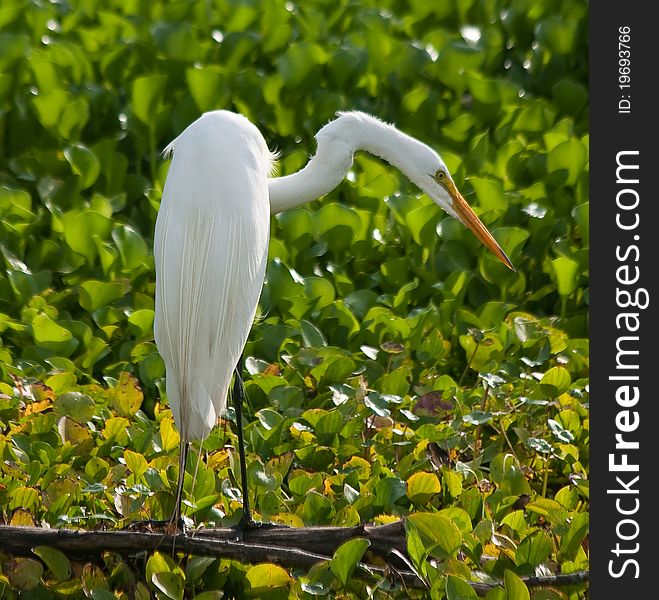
[{"xmin": 0, "ymin": 525, "xmax": 588, "ymax": 595}]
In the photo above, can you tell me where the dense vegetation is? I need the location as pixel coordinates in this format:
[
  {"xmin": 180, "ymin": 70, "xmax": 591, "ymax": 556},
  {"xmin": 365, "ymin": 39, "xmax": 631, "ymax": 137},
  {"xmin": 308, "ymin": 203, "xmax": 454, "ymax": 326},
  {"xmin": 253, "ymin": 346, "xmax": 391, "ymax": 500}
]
[{"xmin": 0, "ymin": 0, "xmax": 588, "ymax": 597}]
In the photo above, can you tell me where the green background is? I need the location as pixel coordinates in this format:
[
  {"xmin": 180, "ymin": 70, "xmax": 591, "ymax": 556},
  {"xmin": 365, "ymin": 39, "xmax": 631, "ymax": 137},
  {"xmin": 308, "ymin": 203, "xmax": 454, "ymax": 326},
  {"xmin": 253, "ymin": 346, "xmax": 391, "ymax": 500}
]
[{"xmin": 0, "ymin": 0, "xmax": 588, "ymax": 598}]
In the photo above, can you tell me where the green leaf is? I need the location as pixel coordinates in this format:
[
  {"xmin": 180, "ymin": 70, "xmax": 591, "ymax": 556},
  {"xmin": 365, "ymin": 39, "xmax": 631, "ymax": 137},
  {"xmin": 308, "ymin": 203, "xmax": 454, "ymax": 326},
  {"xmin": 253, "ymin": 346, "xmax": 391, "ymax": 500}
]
[
  {"xmin": 32, "ymin": 90, "xmax": 89, "ymax": 140},
  {"xmin": 288, "ymin": 472, "xmax": 323, "ymax": 496},
  {"xmin": 153, "ymin": 22, "xmax": 199, "ymax": 62},
  {"xmin": 31, "ymin": 314, "xmax": 78, "ymax": 356},
  {"xmin": 536, "ymin": 18, "xmax": 578, "ymax": 54},
  {"xmin": 152, "ymin": 572, "xmax": 185, "ymax": 600},
  {"xmin": 504, "ymin": 570, "xmax": 530, "ymax": 600},
  {"xmin": 374, "ymin": 477, "xmax": 407, "ymax": 510},
  {"xmin": 490, "ymin": 454, "xmax": 532, "ymax": 496},
  {"xmin": 54, "ymin": 391, "xmax": 95, "ymax": 423},
  {"xmin": 112, "ymin": 225, "xmax": 149, "ymax": 271},
  {"xmin": 315, "ymin": 409, "xmax": 343, "ymax": 435},
  {"xmin": 0, "ymin": 33, "xmax": 30, "ymax": 67},
  {"xmin": 7, "ymin": 558, "xmax": 43, "ymax": 591},
  {"xmin": 406, "ymin": 203, "xmax": 440, "ymax": 246},
  {"xmin": 550, "ymin": 256, "xmax": 580, "ymax": 298},
  {"xmin": 186, "ymin": 557, "xmax": 217, "ymax": 584},
  {"xmin": 572, "ymin": 202, "xmax": 589, "ymax": 246},
  {"xmin": 160, "ymin": 417, "xmax": 180, "ymax": 452},
  {"xmin": 302, "ymin": 491, "xmax": 335, "ymax": 524},
  {"xmin": 300, "ymin": 320, "xmax": 327, "ymax": 348},
  {"xmin": 132, "ymin": 74, "xmax": 168, "ymax": 125},
  {"xmin": 515, "ymin": 531, "xmax": 552, "ymax": 567},
  {"xmin": 79, "ymin": 280, "xmax": 128, "ymax": 313},
  {"xmin": 438, "ymin": 507, "xmax": 473, "ymax": 533},
  {"xmin": 146, "ymin": 552, "xmax": 178, "ymax": 585},
  {"xmin": 469, "ymin": 177, "xmax": 508, "ymax": 213},
  {"xmin": 404, "ymin": 519, "xmax": 427, "ymax": 574},
  {"xmin": 92, "ymin": 591, "xmax": 120, "ymax": 600},
  {"xmin": 525, "ymin": 498, "xmax": 569, "ymax": 527},
  {"xmin": 191, "ymin": 593, "xmax": 224, "ymax": 600},
  {"xmin": 463, "ymin": 411, "xmax": 493, "ymax": 425},
  {"xmin": 330, "ymin": 538, "xmax": 370, "ymax": 586},
  {"xmin": 276, "ymin": 208, "xmax": 315, "ymax": 245},
  {"xmin": 9, "ymin": 487, "xmax": 40, "ymax": 512},
  {"xmin": 186, "ymin": 66, "xmax": 229, "ymax": 112},
  {"xmin": 446, "ymin": 575, "xmax": 478, "ymax": 600},
  {"xmin": 64, "ymin": 144, "xmax": 100, "ymax": 189},
  {"xmin": 313, "ymin": 203, "xmax": 361, "ymax": 253},
  {"xmin": 540, "ymin": 366, "xmax": 571, "ymax": 396},
  {"xmin": 277, "ymin": 42, "xmax": 328, "ymax": 88},
  {"xmin": 128, "ymin": 309, "xmax": 155, "ymax": 338},
  {"xmin": 560, "ymin": 511, "xmax": 589, "ymax": 560},
  {"xmin": 407, "ymin": 513, "xmax": 463, "ymax": 558},
  {"xmin": 124, "ymin": 449, "xmax": 148, "ymax": 480},
  {"xmin": 546, "ymin": 140, "xmax": 587, "ymax": 186},
  {"xmin": 345, "ymin": 290, "xmax": 378, "ymax": 319},
  {"xmin": 304, "ymin": 277, "xmax": 335, "ymax": 310},
  {"xmin": 33, "ymin": 546, "xmax": 71, "ymax": 582},
  {"xmin": 61, "ymin": 210, "xmax": 113, "ymax": 262},
  {"xmin": 552, "ymin": 80, "xmax": 587, "ymax": 115}
]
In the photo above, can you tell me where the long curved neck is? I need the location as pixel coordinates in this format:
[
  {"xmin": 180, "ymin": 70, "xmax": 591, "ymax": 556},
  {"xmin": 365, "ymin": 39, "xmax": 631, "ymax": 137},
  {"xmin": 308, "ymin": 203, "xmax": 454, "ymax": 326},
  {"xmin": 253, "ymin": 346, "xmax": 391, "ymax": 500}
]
[{"xmin": 267, "ymin": 112, "xmax": 419, "ymax": 214}]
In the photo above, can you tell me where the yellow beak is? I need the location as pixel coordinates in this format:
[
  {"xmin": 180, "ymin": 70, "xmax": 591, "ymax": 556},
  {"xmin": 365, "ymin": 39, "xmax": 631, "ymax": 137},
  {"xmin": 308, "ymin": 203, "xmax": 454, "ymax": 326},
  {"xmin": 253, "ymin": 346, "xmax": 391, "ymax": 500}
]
[{"xmin": 444, "ymin": 179, "xmax": 515, "ymax": 271}]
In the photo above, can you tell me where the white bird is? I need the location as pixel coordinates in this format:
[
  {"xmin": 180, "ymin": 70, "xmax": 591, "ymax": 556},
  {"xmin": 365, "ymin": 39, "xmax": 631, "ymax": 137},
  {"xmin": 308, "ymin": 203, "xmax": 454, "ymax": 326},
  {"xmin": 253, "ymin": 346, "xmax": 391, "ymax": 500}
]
[{"xmin": 154, "ymin": 110, "xmax": 512, "ymax": 527}]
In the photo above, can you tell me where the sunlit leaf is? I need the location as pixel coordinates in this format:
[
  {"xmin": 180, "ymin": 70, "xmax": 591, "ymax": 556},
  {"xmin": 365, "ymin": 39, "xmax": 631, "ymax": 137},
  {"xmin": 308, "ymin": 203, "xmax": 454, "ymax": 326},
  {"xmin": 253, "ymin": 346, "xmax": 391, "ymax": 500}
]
[
  {"xmin": 245, "ymin": 563, "xmax": 291, "ymax": 590},
  {"xmin": 406, "ymin": 472, "xmax": 441, "ymax": 504},
  {"xmin": 107, "ymin": 372, "xmax": 143, "ymax": 417},
  {"xmin": 64, "ymin": 144, "xmax": 100, "ymax": 190},
  {"xmin": 504, "ymin": 570, "xmax": 530, "ymax": 600},
  {"xmin": 330, "ymin": 538, "xmax": 370, "ymax": 586},
  {"xmin": 132, "ymin": 74, "xmax": 168, "ymax": 125},
  {"xmin": 152, "ymin": 572, "xmax": 185, "ymax": 600}
]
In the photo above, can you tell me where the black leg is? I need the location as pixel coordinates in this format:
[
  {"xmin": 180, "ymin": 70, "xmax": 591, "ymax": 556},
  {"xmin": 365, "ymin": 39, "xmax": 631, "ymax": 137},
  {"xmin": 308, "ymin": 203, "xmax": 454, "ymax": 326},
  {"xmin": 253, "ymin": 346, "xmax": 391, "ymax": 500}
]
[
  {"xmin": 171, "ymin": 438, "xmax": 188, "ymax": 530},
  {"xmin": 233, "ymin": 355, "xmax": 253, "ymax": 531}
]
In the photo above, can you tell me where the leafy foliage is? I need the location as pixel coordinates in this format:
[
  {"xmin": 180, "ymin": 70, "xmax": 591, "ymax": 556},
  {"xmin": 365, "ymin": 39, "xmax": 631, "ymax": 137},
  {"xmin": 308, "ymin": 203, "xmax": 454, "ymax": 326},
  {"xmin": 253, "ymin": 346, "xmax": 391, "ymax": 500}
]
[{"xmin": 0, "ymin": 0, "xmax": 588, "ymax": 598}]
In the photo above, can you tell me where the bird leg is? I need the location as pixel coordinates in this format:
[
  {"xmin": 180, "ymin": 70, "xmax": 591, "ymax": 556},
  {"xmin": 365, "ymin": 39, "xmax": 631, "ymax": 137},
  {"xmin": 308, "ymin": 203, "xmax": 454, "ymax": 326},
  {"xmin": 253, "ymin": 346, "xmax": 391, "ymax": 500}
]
[
  {"xmin": 231, "ymin": 356, "xmax": 288, "ymax": 539},
  {"xmin": 169, "ymin": 438, "xmax": 189, "ymax": 531},
  {"xmin": 233, "ymin": 355, "xmax": 255, "ymax": 535},
  {"xmin": 125, "ymin": 439, "xmax": 188, "ymax": 533}
]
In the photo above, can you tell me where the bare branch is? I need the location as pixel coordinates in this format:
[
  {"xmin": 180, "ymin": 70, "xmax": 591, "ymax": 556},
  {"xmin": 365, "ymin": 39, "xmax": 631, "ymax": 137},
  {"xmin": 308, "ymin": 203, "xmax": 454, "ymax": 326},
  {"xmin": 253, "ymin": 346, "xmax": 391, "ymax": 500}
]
[{"xmin": 0, "ymin": 525, "xmax": 588, "ymax": 595}]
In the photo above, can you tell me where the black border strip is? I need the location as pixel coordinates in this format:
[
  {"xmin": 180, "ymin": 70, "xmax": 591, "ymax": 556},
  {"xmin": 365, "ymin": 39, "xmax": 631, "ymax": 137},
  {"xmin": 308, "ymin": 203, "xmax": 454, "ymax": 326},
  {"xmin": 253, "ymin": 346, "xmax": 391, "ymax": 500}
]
[{"xmin": 590, "ymin": 5, "xmax": 654, "ymax": 592}]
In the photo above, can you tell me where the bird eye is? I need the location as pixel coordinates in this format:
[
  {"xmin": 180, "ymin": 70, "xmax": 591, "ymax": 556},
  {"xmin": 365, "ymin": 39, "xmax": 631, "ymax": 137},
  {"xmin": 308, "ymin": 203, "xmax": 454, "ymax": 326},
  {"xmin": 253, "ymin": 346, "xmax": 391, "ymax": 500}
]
[{"xmin": 435, "ymin": 169, "xmax": 445, "ymax": 181}]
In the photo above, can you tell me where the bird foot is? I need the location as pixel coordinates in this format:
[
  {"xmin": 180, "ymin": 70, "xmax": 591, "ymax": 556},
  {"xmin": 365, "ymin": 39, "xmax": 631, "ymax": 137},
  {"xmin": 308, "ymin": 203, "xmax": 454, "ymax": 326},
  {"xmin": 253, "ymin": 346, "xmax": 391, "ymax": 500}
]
[
  {"xmin": 232, "ymin": 513, "xmax": 289, "ymax": 541},
  {"xmin": 125, "ymin": 517, "xmax": 187, "ymax": 534}
]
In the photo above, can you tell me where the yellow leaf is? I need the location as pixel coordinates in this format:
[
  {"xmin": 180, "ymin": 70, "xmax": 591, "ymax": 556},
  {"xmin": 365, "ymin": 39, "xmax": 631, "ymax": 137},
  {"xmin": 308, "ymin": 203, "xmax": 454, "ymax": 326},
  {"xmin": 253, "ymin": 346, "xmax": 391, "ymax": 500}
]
[
  {"xmin": 207, "ymin": 449, "xmax": 230, "ymax": 471},
  {"xmin": 108, "ymin": 372, "xmax": 143, "ymax": 417},
  {"xmin": 160, "ymin": 416, "xmax": 180, "ymax": 452},
  {"xmin": 10, "ymin": 508, "xmax": 36, "ymax": 527},
  {"xmin": 124, "ymin": 450, "xmax": 148, "ymax": 480},
  {"xmin": 406, "ymin": 471, "xmax": 441, "ymax": 504},
  {"xmin": 57, "ymin": 416, "xmax": 93, "ymax": 453},
  {"xmin": 245, "ymin": 564, "xmax": 291, "ymax": 590},
  {"xmin": 270, "ymin": 513, "xmax": 305, "ymax": 528},
  {"xmin": 373, "ymin": 514, "xmax": 399, "ymax": 525}
]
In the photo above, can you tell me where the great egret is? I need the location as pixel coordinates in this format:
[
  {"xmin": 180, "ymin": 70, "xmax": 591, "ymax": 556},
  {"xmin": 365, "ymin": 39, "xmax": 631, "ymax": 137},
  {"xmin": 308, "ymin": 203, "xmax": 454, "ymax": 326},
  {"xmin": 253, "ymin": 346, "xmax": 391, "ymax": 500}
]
[{"xmin": 154, "ymin": 110, "xmax": 512, "ymax": 528}]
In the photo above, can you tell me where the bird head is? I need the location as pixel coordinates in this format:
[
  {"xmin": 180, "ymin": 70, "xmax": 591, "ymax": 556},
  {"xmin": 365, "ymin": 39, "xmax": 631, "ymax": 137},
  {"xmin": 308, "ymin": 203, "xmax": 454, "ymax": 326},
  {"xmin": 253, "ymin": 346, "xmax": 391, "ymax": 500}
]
[{"xmin": 415, "ymin": 152, "xmax": 514, "ymax": 271}]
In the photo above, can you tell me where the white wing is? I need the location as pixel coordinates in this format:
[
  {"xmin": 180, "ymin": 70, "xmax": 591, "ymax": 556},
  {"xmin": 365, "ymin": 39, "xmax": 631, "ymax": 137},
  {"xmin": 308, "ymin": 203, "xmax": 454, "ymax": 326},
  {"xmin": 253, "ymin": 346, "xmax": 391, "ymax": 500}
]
[{"xmin": 154, "ymin": 112, "xmax": 271, "ymax": 442}]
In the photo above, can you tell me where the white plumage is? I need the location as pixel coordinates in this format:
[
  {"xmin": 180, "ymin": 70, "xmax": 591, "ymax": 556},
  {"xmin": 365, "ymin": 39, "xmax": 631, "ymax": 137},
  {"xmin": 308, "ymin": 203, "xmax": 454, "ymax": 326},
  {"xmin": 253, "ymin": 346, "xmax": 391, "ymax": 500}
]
[{"xmin": 154, "ymin": 111, "xmax": 273, "ymax": 442}]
